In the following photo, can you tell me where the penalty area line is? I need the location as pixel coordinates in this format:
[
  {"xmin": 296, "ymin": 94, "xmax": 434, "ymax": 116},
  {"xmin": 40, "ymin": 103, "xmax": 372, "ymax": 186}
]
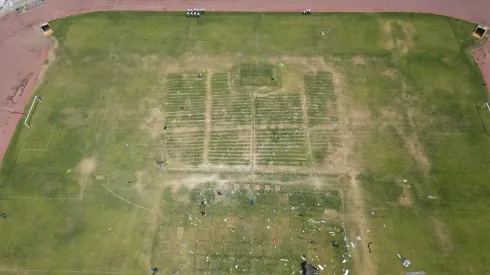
[{"xmin": 104, "ymin": 186, "xmax": 153, "ymax": 212}]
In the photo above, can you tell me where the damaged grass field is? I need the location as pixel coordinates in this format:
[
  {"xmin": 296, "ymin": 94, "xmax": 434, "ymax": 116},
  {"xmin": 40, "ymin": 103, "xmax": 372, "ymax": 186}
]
[{"xmin": 0, "ymin": 11, "xmax": 490, "ymax": 275}]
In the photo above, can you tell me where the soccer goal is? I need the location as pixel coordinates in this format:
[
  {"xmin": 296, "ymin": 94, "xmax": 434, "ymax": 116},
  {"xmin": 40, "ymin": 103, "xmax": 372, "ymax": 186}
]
[
  {"xmin": 24, "ymin": 96, "xmax": 42, "ymax": 129},
  {"xmin": 481, "ymin": 102, "xmax": 490, "ymax": 111}
]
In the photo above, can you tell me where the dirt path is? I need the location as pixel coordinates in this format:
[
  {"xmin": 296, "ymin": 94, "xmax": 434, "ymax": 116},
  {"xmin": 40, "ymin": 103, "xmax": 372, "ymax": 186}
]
[{"xmin": 203, "ymin": 70, "xmax": 213, "ymax": 164}]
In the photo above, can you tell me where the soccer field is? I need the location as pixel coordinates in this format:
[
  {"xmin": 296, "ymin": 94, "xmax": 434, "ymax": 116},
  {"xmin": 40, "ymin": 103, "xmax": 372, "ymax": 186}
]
[{"xmin": 0, "ymin": 11, "xmax": 489, "ymax": 274}]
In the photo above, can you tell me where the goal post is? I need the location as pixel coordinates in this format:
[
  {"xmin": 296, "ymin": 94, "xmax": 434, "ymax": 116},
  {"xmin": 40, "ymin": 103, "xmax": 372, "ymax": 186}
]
[
  {"xmin": 24, "ymin": 96, "xmax": 42, "ymax": 129},
  {"xmin": 481, "ymin": 102, "xmax": 490, "ymax": 111}
]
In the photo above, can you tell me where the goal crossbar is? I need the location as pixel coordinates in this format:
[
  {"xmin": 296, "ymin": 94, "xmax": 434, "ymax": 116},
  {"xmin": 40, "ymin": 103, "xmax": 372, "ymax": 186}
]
[{"xmin": 24, "ymin": 96, "xmax": 42, "ymax": 129}]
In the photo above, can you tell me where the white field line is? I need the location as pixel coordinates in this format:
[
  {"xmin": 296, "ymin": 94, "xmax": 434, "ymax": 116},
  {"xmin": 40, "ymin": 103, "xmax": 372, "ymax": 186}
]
[
  {"xmin": 104, "ymin": 186, "xmax": 153, "ymax": 212},
  {"xmin": 1, "ymin": 196, "xmax": 81, "ymax": 200}
]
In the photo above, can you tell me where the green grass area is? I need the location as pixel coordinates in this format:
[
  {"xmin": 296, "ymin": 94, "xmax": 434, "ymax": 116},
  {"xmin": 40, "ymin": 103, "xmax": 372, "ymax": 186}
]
[{"xmin": 0, "ymin": 11, "xmax": 488, "ymax": 275}]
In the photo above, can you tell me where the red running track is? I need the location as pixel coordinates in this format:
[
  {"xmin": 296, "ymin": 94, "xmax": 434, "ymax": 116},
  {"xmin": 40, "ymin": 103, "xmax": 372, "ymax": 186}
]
[{"xmin": 0, "ymin": 0, "xmax": 489, "ymax": 163}]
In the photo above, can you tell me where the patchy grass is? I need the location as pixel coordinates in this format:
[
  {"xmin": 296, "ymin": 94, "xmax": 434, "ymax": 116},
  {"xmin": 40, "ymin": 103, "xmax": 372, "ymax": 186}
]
[{"xmin": 0, "ymin": 11, "xmax": 488, "ymax": 275}]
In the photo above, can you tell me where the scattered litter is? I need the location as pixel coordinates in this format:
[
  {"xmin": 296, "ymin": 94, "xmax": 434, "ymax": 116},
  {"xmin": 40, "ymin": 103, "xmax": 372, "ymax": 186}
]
[
  {"xmin": 217, "ymin": 191, "xmax": 222, "ymax": 195},
  {"xmin": 332, "ymin": 121, "xmax": 338, "ymax": 127},
  {"xmin": 310, "ymin": 219, "xmax": 327, "ymax": 224},
  {"xmin": 321, "ymin": 31, "xmax": 325, "ymax": 36},
  {"xmin": 368, "ymin": 242, "xmax": 372, "ymax": 253},
  {"xmin": 249, "ymin": 200, "xmax": 254, "ymax": 206},
  {"xmin": 125, "ymin": 144, "xmax": 128, "ymax": 147},
  {"xmin": 397, "ymin": 253, "xmax": 411, "ymax": 268},
  {"xmin": 149, "ymin": 267, "xmax": 158, "ymax": 275},
  {"xmin": 371, "ymin": 211, "xmax": 375, "ymax": 215},
  {"xmin": 351, "ymin": 242, "xmax": 355, "ymax": 248},
  {"xmin": 66, "ymin": 169, "xmax": 72, "ymax": 173},
  {"xmin": 318, "ymin": 265, "xmax": 324, "ymax": 270},
  {"xmin": 428, "ymin": 194, "xmax": 436, "ymax": 199},
  {"xmin": 343, "ymin": 270, "xmax": 349, "ymax": 275},
  {"xmin": 280, "ymin": 259, "xmax": 289, "ymax": 262},
  {"xmin": 279, "ymin": 62, "xmax": 284, "ymax": 67},
  {"xmin": 332, "ymin": 241, "xmax": 339, "ymax": 247},
  {"xmin": 224, "ymin": 218, "xmax": 227, "ymax": 222},
  {"xmin": 109, "ymin": 228, "xmax": 111, "ymax": 231},
  {"xmin": 200, "ymin": 211, "xmax": 206, "ymax": 216},
  {"xmin": 356, "ymin": 236, "xmax": 361, "ymax": 241},
  {"xmin": 403, "ymin": 179, "xmax": 408, "ymax": 183},
  {"xmin": 0, "ymin": 214, "xmax": 6, "ymax": 219},
  {"xmin": 273, "ymin": 238, "xmax": 276, "ymax": 243},
  {"xmin": 383, "ymin": 224, "xmax": 386, "ymax": 227},
  {"xmin": 342, "ymin": 259, "xmax": 347, "ymax": 263},
  {"xmin": 231, "ymin": 228, "xmax": 236, "ymax": 232},
  {"xmin": 301, "ymin": 255, "xmax": 306, "ymax": 261},
  {"xmin": 329, "ymin": 231, "xmax": 335, "ymax": 236}
]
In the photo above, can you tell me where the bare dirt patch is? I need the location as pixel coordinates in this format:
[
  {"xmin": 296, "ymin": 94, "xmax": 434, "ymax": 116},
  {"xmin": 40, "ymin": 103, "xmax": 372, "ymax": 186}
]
[
  {"xmin": 76, "ymin": 157, "xmax": 96, "ymax": 193},
  {"xmin": 77, "ymin": 157, "xmax": 96, "ymax": 176},
  {"xmin": 141, "ymin": 107, "xmax": 165, "ymax": 139},
  {"xmin": 430, "ymin": 216, "xmax": 453, "ymax": 252},
  {"xmin": 324, "ymin": 208, "xmax": 339, "ymax": 219},
  {"xmin": 352, "ymin": 56, "xmax": 366, "ymax": 65},
  {"xmin": 381, "ymin": 21, "xmax": 395, "ymax": 50},
  {"xmin": 380, "ymin": 21, "xmax": 414, "ymax": 54},
  {"xmin": 398, "ymin": 183, "xmax": 412, "ymax": 207},
  {"xmin": 405, "ymin": 109, "xmax": 431, "ymax": 174},
  {"xmin": 35, "ymin": 37, "xmax": 58, "ymax": 88},
  {"xmin": 379, "ymin": 108, "xmax": 431, "ymax": 175},
  {"xmin": 382, "ymin": 69, "xmax": 398, "ymax": 79}
]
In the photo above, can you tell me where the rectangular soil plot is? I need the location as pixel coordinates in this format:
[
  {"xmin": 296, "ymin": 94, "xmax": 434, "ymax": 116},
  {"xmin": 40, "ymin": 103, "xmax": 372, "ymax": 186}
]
[
  {"xmin": 256, "ymin": 128, "xmax": 307, "ymax": 167},
  {"xmin": 164, "ymin": 73, "xmax": 206, "ymax": 128},
  {"xmin": 209, "ymin": 129, "xmax": 251, "ymax": 166},
  {"xmin": 304, "ymin": 72, "xmax": 338, "ymax": 126},
  {"xmin": 211, "ymin": 72, "xmax": 252, "ymax": 127},
  {"xmin": 234, "ymin": 63, "xmax": 280, "ymax": 87},
  {"xmin": 309, "ymin": 129, "xmax": 341, "ymax": 165},
  {"xmin": 164, "ymin": 130, "xmax": 204, "ymax": 166},
  {"xmin": 255, "ymin": 93, "xmax": 303, "ymax": 126}
]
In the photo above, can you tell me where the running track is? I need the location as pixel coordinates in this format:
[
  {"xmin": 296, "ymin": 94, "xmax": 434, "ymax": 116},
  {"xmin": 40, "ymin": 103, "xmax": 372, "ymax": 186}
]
[{"xmin": 0, "ymin": 0, "xmax": 489, "ymax": 163}]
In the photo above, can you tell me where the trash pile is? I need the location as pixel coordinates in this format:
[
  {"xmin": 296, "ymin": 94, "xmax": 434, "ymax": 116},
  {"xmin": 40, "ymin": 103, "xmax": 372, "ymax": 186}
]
[{"xmin": 186, "ymin": 9, "xmax": 205, "ymax": 18}]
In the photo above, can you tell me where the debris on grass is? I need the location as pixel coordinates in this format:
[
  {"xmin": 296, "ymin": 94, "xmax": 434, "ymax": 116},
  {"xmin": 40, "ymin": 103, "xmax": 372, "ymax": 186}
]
[
  {"xmin": 66, "ymin": 169, "xmax": 71, "ymax": 173},
  {"xmin": 397, "ymin": 253, "xmax": 411, "ymax": 267},
  {"xmin": 249, "ymin": 200, "xmax": 254, "ymax": 206},
  {"xmin": 356, "ymin": 236, "xmax": 361, "ymax": 241},
  {"xmin": 428, "ymin": 194, "xmax": 436, "ymax": 199}
]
